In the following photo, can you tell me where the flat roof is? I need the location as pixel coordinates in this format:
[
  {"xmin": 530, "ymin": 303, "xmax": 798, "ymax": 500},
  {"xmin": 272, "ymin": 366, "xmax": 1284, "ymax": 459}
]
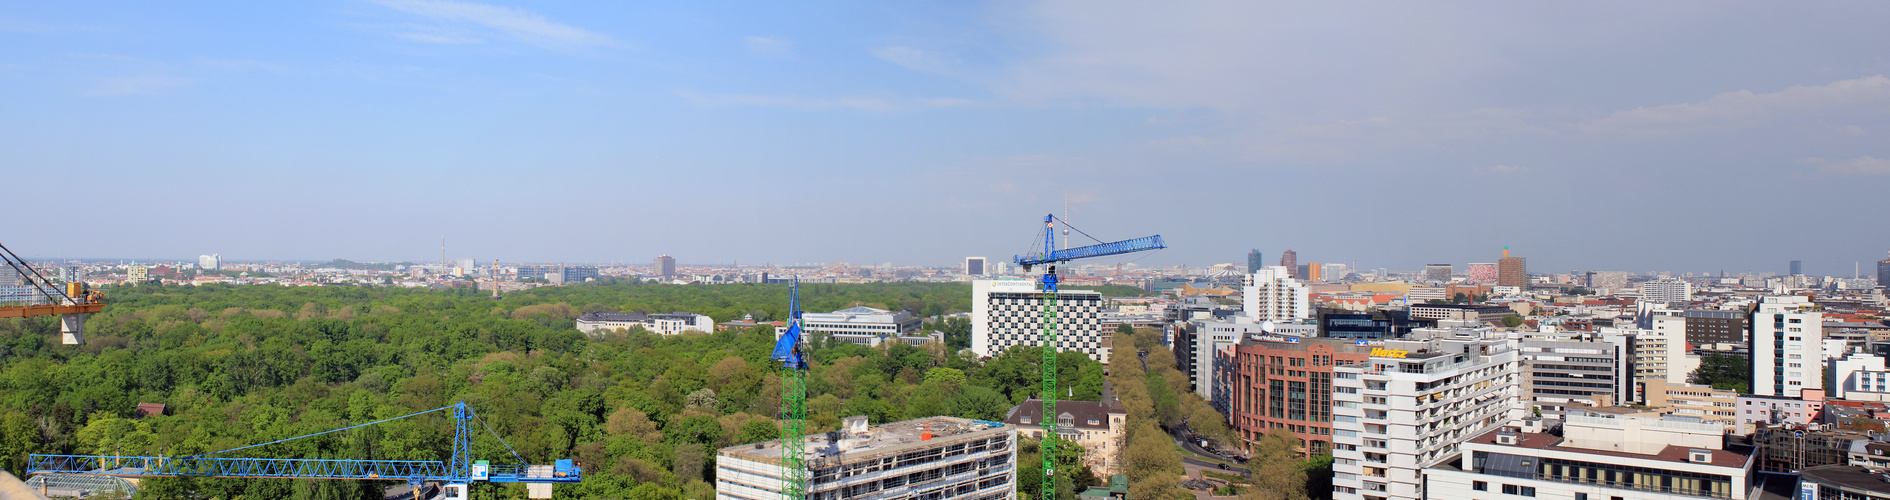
[
  {"xmin": 1802, "ymin": 464, "xmax": 1890, "ymax": 495},
  {"xmin": 718, "ymin": 416, "xmax": 1008, "ymax": 466},
  {"xmin": 1471, "ymin": 428, "xmax": 1749, "ymax": 469}
]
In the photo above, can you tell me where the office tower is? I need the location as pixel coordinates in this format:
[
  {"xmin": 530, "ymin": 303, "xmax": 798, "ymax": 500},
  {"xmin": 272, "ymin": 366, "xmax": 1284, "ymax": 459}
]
[
  {"xmin": 1497, "ymin": 247, "xmax": 1528, "ymax": 289},
  {"xmin": 1684, "ymin": 309, "xmax": 1747, "ymax": 345},
  {"xmin": 654, "ymin": 254, "xmax": 676, "ymax": 278},
  {"xmin": 1519, "ymin": 338, "xmax": 1630, "ymax": 417},
  {"xmin": 1324, "ymin": 263, "xmax": 1348, "ymax": 281},
  {"xmin": 455, "ymin": 258, "xmax": 476, "ymax": 274},
  {"xmin": 1791, "ymin": 260, "xmax": 1803, "ymax": 276},
  {"xmin": 1464, "ymin": 263, "xmax": 1496, "ymax": 285},
  {"xmin": 1332, "ymin": 334, "xmax": 1523, "ymax": 500},
  {"xmin": 1423, "ymin": 264, "xmax": 1451, "ymax": 283},
  {"xmin": 1280, "ymin": 249, "xmax": 1297, "ymax": 274},
  {"xmin": 971, "ymin": 279, "xmax": 1109, "ymax": 363},
  {"xmin": 1307, "ymin": 262, "xmax": 1325, "ymax": 282},
  {"xmin": 964, "ymin": 256, "xmax": 986, "ymax": 276},
  {"xmin": 1242, "ymin": 266, "xmax": 1310, "ymax": 322},
  {"xmin": 562, "ymin": 265, "xmax": 599, "ymax": 283},
  {"xmin": 1749, "ymin": 295, "xmax": 1826, "ymax": 397},
  {"xmin": 197, "ymin": 254, "xmax": 220, "ymax": 271},
  {"xmin": 1640, "ymin": 278, "xmax": 1693, "ymax": 305},
  {"xmin": 716, "ymin": 415, "xmax": 1016, "ymax": 499},
  {"xmin": 1230, "ymin": 336, "xmax": 1374, "ymax": 455},
  {"xmin": 1248, "ymin": 249, "xmax": 1264, "ymax": 272},
  {"xmin": 1878, "ymin": 251, "xmax": 1889, "ymax": 287}
]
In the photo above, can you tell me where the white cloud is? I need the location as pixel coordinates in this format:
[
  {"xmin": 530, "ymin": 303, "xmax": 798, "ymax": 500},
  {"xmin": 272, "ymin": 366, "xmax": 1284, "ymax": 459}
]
[
  {"xmin": 871, "ymin": 46, "xmax": 958, "ymax": 75},
  {"xmin": 1487, "ymin": 164, "xmax": 1530, "ymax": 174},
  {"xmin": 85, "ymin": 76, "xmax": 192, "ymax": 96},
  {"xmin": 745, "ymin": 36, "xmax": 792, "ymax": 58},
  {"xmin": 369, "ymin": 0, "xmax": 621, "ymax": 49},
  {"xmin": 1802, "ymin": 156, "xmax": 1890, "ymax": 176},
  {"xmin": 1581, "ymin": 75, "xmax": 1890, "ymax": 136}
]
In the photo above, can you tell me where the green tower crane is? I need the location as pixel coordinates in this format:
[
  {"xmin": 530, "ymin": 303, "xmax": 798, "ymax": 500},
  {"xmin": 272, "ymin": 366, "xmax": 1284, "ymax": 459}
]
[{"xmin": 769, "ymin": 278, "xmax": 809, "ymax": 499}]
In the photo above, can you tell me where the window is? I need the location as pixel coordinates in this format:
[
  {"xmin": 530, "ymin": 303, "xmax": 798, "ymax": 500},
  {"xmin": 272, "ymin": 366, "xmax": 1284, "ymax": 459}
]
[
  {"xmin": 1501, "ymin": 484, "xmax": 1535, "ymax": 496},
  {"xmin": 1472, "ymin": 481, "xmax": 1487, "ymax": 491},
  {"xmin": 1575, "ymin": 494, "xmax": 1586, "ymax": 500}
]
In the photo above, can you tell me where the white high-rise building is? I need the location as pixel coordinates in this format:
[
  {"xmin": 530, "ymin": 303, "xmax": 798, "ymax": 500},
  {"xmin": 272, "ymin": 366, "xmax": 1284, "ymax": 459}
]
[
  {"xmin": 1332, "ymin": 332, "xmax": 1524, "ymax": 500},
  {"xmin": 1640, "ymin": 278, "xmax": 1693, "ymax": 305},
  {"xmin": 1242, "ymin": 266, "xmax": 1309, "ymax": 321},
  {"xmin": 1750, "ymin": 295, "xmax": 1825, "ymax": 397},
  {"xmin": 971, "ymin": 278, "xmax": 1109, "ymax": 363},
  {"xmin": 198, "ymin": 254, "xmax": 220, "ymax": 271}
]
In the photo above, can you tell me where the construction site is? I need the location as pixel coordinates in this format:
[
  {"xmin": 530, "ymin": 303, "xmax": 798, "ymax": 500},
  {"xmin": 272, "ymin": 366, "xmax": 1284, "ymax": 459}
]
[{"xmin": 715, "ymin": 415, "xmax": 1016, "ymax": 500}]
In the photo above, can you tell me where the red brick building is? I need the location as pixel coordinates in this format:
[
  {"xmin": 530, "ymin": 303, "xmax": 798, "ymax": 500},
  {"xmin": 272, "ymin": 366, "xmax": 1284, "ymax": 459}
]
[{"xmin": 1229, "ymin": 336, "xmax": 1374, "ymax": 455}]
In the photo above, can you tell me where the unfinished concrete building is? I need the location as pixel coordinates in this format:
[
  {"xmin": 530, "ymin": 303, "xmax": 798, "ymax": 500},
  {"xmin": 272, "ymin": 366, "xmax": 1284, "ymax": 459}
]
[{"xmin": 715, "ymin": 415, "xmax": 1016, "ymax": 500}]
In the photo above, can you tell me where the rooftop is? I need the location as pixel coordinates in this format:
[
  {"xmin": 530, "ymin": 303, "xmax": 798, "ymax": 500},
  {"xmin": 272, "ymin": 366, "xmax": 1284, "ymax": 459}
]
[
  {"xmin": 1471, "ymin": 428, "xmax": 1750, "ymax": 468},
  {"xmin": 1801, "ymin": 464, "xmax": 1890, "ymax": 495},
  {"xmin": 718, "ymin": 415, "xmax": 1007, "ymax": 466}
]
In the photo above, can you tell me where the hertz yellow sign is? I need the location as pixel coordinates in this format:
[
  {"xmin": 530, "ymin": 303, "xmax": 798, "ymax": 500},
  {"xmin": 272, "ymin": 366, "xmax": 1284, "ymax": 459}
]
[{"xmin": 1370, "ymin": 348, "xmax": 1408, "ymax": 358}]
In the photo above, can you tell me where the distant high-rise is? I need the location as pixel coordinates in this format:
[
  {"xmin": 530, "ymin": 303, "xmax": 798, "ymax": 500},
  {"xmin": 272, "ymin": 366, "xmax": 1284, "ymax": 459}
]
[
  {"xmin": 1497, "ymin": 247, "xmax": 1528, "ymax": 289},
  {"xmin": 1242, "ymin": 266, "xmax": 1309, "ymax": 321},
  {"xmin": 1880, "ymin": 251, "xmax": 1890, "ymax": 288},
  {"xmin": 1639, "ymin": 279, "xmax": 1693, "ymax": 305},
  {"xmin": 198, "ymin": 254, "xmax": 220, "ymax": 271},
  {"xmin": 1279, "ymin": 249, "xmax": 1297, "ymax": 275},
  {"xmin": 655, "ymin": 255, "xmax": 676, "ymax": 278},
  {"xmin": 1465, "ymin": 263, "xmax": 1496, "ymax": 284},
  {"xmin": 1305, "ymin": 263, "xmax": 1323, "ymax": 282},
  {"xmin": 1790, "ymin": 260, "xmax": 1803, "ymax": 276},
  {"xmin": 1247, "ymin": 249, "xmax": 1263, "ymax": 273},
  {"xmin": 964, "ymin": 257, "xmax": 986, "ymax": 276},
  {"xmin": 1423, "ymin": 264, "xmax": 1452, "ymax": 282}
]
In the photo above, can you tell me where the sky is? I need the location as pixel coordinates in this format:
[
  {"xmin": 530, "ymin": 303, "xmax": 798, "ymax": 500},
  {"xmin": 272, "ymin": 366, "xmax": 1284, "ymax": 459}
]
[{"xmin": 4, "ymin": 1, "xmax": 1889, "ymax": 276}]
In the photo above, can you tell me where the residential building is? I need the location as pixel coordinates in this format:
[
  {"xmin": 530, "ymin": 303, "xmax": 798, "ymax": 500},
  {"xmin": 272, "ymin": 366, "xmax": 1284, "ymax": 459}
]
[
  {"xmin": 965, "ymin": 257, "xmax": 986, "ymax": 276},
  {"xmin": 1465, "ymin": 263, "xmax": 1497, "ymax": 285},
  {"xmin": 1737, "ymin": 391, "xmax": 1826, "ymax": 432},
  {"xmin": 798, "ymin": 306, "xmax": 925, "ymax": 347},
  {"xmin": 1641, "ymin": 379, "xmax": 1738, "ymax": 427},
  {"xmin": 715, "ymin": 416, "xmax": 1016, "ymax": 500},
  {"xmin": 654, "ymin": 254, "xmax": 676, "ymax": 278},
  {"xmin": 1242, "ymin": 266, "xmax": 1310, "ymax": 322},
  {"xmin": 1498, "ymin": 249, "xmax": 1528, "ymax": 289},
  {"xmin": 1247, "ymin": 249, "xmax": 1263, "ymax": 273},
  {"xmin": 1408, "ymin": 303, "xmax": 1513, "ymax": 323},
  {"xmin": 574, "ymin": 312, "xmax": 714, "ymax": 337},
  {"xmin": 1749, "ymin": 295, "xmax": 1826, "ymax": 397},
  {"xmin": 1423, "ymin": 264, "xmax": 1452, "ymax": 283},
  {"xmin": 127, "ymin": 265, "xmax": 148, "ymax": 282},
  {"xmin": 198, "ymin": 254, "xmax": 220, "ymax": 271},
  {"xmin": 562, "ymin": 266, "xmax": 599, "ymax": 283},
  {"xmin": 1424, "ymin": 410, "xmax": 1754, "ymax": 500},
  {"xmin": 1005, "ymin": 397, "xmax": 1126, "ymax": 476},
  {"xmin": 1640, "ymin": 279, "xmax": 1693, "ymax": 306},
  {"xmin": 1332, "ymin": 333, "xmax": 1523, "ymax": 500},
  {"xmin": 1684, "ymin": 309, "xmax": 1746, "ymax": 345},
  {"xmin": 1829, "ymin": 352, "xmax": 1889, "ymax": 400},
  {"xmin": 1519, "ymin": 339, "xmax": 1631, "ymax": 417},
  {"xmin": 1588, "ymin": 271, "xmax": 1631, "ymax": 293},
  {"xmin": 1228, "ymin": 335, "xmax": 1375, "ymax": 455},
  {"xmin": 1180, "ymin": 320, "xmax": 1261, "ymax": 400},
  {"xmin": 971, "ymin": 279, "xmax": 1110, "ymax": 363}
]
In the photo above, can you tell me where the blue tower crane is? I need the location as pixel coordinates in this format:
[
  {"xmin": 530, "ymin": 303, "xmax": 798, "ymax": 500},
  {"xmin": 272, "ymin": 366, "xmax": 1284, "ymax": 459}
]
[
  {"xmin": 768, "ymin": 278, "xmax": 809, "ymax": 500},
  {"xmin": 26, "ymin": 402, "xmax": 581, "ymax": 498},
  {"xmin": 1013, "ymin": 214, "xmax": 1163, "ymax": 500}
]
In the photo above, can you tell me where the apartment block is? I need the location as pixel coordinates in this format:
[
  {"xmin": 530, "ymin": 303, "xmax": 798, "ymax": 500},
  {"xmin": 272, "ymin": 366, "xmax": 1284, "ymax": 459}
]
[
  {"xmin": 1426, "ymin": 409, "xmax": 1753, "ymax": 500},
  {"xmin": 715, "ymin": 416, "xmax": 1015, "ymax": 500},
  {"xmin": 1332, "ymin": 333, "xmax": 1523, "ymax": 500},
  {"xmin": 1749, "ymin": 295, "xmax": 1825, "ymax": 397}
]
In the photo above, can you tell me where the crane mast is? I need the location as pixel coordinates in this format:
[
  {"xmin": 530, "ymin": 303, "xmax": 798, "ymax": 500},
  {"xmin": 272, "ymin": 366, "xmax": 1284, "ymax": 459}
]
[
  {"xmin": 1013, "ymin": 214, "xmax": 1163, "ymax": 500},
  {"xmin": 769, "ymin": 279, "xmax": 809, "ymax": 499}
]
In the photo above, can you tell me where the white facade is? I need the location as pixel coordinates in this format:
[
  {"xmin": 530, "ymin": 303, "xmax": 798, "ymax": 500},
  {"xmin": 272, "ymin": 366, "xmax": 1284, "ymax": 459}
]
[
  {"xmin": 1426, "ymin": 412, "xmax": 1751, "ymax": 500},
  {"xmin": 1828, "ymin": 352, "xmax": 1889, "ymax": 400},
  {"xmin": 1750, "ymin": 295, "xmax": 1825, "ymax": 397},
  {"xmin": 716, "ymin": 416, "xmax": 1016, "ymax": 500},
  {"xmin": 1241, "ymin": 266, "xmax": 1309, "ymax": 321},
  {"xmin": 1332, "ymin": 334, "xmax": 1523, "ymax": 500},
  {"xmin": 574, "ymin": 312, "xmax": 715, "ymax": 337},
  {"xmin": 198, "ymin": 254, "xmax": 220, "ymax": 271},
  {"xmin": 1190, "ymin": 320, "xmax": 1263, "ymax": 399},
  {"xmin": 1639, "ymin": 279, "xmax": 1693, "ymax": 305},
  {"xmin": 971, "ymin": 279, "xmax": 1109, "ymax": 363}
]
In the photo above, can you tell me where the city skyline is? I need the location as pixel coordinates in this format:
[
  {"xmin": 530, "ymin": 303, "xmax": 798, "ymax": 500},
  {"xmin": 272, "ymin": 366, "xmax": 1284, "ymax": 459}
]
[{"xmin": 4, "ymin": 2, "xmax": 1888, "ymax": 274}]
